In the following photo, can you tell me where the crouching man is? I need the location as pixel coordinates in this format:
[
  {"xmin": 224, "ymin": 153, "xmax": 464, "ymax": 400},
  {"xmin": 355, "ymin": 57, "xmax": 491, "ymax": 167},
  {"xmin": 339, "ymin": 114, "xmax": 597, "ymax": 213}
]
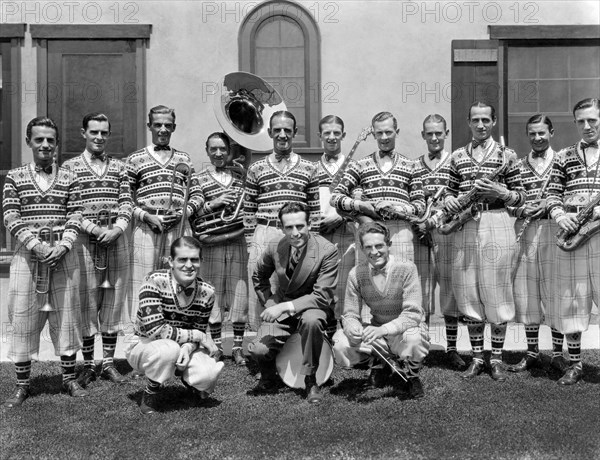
[
  {"xmin": 332, "ymin": 222, "xmax": 430, "ymax": 399},
  {"xmin": 126, "ymin": 236, "xmax": 224, "ymax": 414}
]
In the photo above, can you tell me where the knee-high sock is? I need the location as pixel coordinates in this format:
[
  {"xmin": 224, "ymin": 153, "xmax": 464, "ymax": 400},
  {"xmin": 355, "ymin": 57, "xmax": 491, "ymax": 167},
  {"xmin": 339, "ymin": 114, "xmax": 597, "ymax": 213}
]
[
  {"xmin": 565, "ymin": 332, "xmax": 581, "ymax": 366},
  {"xmin": 444, "ymin": 315, "xmax": 459, "ymax": 352},
  {"xmin": 464, "ymin": 319, "xmax": 485, "ymax": 362},
  {"xmin": 233, "ymin": 322, "xmax": 245, "ymax": 349},
  {"xmin": 15, "ymin": 361, "xmax": 32, "ymax": 387},
  {"xmin": 551, "ymin": 328, "xmax": 565, "ymax": 358},
  {"xmin": 211, "ymin": 323, "xmax": 222, "ymax": 347},
  {"xmin": 524, "ymin": 324, "xmax": 540, "ymax": 358},
  {"xmin": 490, "ymin": 323, "xmax": 507, "ymax": 363},
  {"xmin": 61, "ymin": 355, "xmax": 77, "ymax": 384},
  {"xmin": 82, "ymin": 336, "xmax": 95, "ymax": 368},
  {"xmin": 101, "ymin": 332, "xmax": 118, "ymax": 369}
]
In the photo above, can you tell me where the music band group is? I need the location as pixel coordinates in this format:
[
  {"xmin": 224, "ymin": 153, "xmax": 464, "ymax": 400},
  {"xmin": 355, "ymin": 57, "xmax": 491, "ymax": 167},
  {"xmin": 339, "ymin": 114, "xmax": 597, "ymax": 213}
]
[{"xmin": 3, "ymin": 94, "xmax": 599, "ymax": 414}]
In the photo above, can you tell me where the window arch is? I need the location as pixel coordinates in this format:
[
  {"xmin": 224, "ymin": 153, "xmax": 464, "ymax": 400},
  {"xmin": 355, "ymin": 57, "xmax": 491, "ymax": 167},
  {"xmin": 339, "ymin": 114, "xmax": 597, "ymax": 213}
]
[{"xmin": 239, "ymin": 0, "xmax": 321, "ymax": 149}]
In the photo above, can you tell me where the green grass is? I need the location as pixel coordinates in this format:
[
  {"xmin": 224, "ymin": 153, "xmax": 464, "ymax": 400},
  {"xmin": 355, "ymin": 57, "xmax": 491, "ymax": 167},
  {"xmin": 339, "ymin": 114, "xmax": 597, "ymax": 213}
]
[{"xmin": 1, "ymin": 350, "xmax": 600, "ymax": 460}]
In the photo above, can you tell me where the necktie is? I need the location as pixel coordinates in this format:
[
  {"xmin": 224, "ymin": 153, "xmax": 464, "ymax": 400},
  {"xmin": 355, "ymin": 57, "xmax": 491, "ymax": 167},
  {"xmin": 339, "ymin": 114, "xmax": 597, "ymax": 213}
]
[
  {"xmin": 379, "ymin": 150, "xmax": 394, "ymax": 158},
  {"xmin": 35, "ymin": 164, "xmax": 53, "ymax": 175},
  {"xmin": 154, "ymin": 145, "xmax": 171, "ymax": 151},
  {"xmin": 428, "ymin": 152, "xmax": 441, "ymax": 161},
  {"xmin": 371, "ymin": 265, "xmax": 387, "ymax": 277},
  {"xmin": 286, "ymin": 247, "xmax": 300, "ymax": 278},
  {"xmin": 471, "ymin": 139, "xmax": 487, "ymax": 150},
  {"xmin": 531, "ymin": 149, "xmax": 547, "ymax": 159},
  {"xmin": 176, "ymin": 283, "xmax": 195, "ymax": 297},
  {"xmin": 275, "ymin": 152, "xmax": 291, "ymax": 162},
  {"xmin": 581, "ymin": 141, "xmax": 599, "ymax": 150}
]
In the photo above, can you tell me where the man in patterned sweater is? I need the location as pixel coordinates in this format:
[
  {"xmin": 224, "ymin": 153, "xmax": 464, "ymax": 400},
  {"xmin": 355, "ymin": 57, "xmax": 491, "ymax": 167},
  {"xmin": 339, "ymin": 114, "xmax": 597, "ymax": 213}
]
[
  {"xmin": 507, "ymin": 114, "xmax": 567, "ymax": 376},
  {"xmin": 126, "ymin": 237, "xmax": 223, "ymax": 414},
  {"xmin": 332, "ymin": 222, "xmax": 430, "ymax": 399},
  {"xmin": 3, "ymin": 117, "xmax": 86, "ymax": 407},
  {"xmin": 546, "ymin": 98, "xmax": 600, "ymax": 385},
  {"xmin": 444, "ymin": 102, "xmax": 525, "ymax": 382},
  {"xmin": 126, "ymin": 105, "xmax": 203, "ymax": 320},
  {"xmin": 412, "ymin": 114, "xmax": 465, "ymax": 370},
  {"xmin": 243, "ymin": 111, "xmax": 320, "ymax": 330},
  {"xmin": 63, "ymin": 112, "xmax": 133, "ymax": 387},
  {"xmin": 194, "ymin": 132, "xmax": 248, "ymax": 365},
  {"xmin": 314, "ymin": 115, "xmax": 357, "ymax": 323},
  {"xmin": 331, "ymin": 111, "xmax": 425, "ymax": 263}
]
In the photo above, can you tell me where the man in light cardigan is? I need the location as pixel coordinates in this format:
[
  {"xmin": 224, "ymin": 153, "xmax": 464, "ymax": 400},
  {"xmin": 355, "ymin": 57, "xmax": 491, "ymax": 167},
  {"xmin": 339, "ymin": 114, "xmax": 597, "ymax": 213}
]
[{"xmin": 332, "ymin": 221, "xmax": 430, "ymax": 399}]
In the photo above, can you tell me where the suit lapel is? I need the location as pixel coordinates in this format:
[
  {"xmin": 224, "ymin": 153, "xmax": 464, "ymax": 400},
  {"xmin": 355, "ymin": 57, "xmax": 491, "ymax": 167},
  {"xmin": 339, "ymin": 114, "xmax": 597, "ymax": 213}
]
[
  {"xmin": 288, "ymin": 235, "xmax": 316, "ymax": 291},
  {"xmin": 277, "ymin": 240, "xmax": 291, "ymax": 291}
]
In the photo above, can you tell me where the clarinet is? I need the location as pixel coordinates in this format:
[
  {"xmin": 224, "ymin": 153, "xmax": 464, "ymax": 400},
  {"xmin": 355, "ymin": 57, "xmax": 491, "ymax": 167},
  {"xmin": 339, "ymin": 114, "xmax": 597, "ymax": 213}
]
[{"xmin": 515, "ymin": 164, "xmax": 554, "ymax": 243}]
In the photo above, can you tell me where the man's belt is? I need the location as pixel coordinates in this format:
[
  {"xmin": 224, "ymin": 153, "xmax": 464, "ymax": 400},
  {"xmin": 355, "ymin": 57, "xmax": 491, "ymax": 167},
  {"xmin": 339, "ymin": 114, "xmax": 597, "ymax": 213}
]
[
  {"xmin": 32, "ymin": 227, "xmax": 65, "ymax": 239},
  {"xmin": 475, "ymin": 202, "xmax": 504, "ymax": 211},
  {"xmin": 256, "ymin": 218, "xmax": 283, "ymax": 229},
  {"xmin": 565, "ymin": 205, "xmax": 586, "ymax": 213},
  {"xmin": 142, "ymin": 207, "xmax": 173, "ymax": 216}
]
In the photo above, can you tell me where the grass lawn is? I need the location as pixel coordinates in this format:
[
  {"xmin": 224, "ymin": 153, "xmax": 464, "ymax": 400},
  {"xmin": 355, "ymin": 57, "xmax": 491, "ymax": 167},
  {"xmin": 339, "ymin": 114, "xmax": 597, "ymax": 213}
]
[{"xmin": 1, "ymin": 350, "xmax": 599, "ymax": 460}]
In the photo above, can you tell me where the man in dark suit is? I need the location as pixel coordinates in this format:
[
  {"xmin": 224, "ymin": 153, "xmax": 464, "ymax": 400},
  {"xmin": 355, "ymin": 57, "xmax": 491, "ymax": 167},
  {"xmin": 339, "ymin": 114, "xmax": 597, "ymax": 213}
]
[{"xmin": 248, "ymin": 202, "xmax": 338, "ymax": 403}]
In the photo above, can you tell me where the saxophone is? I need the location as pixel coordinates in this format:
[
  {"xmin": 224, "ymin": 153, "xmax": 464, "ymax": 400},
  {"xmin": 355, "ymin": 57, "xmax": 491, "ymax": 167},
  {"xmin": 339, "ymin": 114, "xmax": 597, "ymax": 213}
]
[{"xmin": 556, "ymin": 192, "xmax": 600, "ymax": 251}]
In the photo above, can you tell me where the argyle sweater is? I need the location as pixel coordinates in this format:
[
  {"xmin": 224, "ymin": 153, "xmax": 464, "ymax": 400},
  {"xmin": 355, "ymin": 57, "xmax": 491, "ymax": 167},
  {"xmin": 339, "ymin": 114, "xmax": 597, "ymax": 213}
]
[
  {"xmin": 547, "ymin": 142, "xmax": 600, "ymax": 220},
  {"xmin": 314, "ymin": 154, "xmax": 357, "ymax": 189},
  {"xmin": 196, "ymin": 167, "xmax": 244, "ymax": 216},
  {"xmin": 342, "ymin": 259, "xmax": 424, "ymax": 337},
  {"xmin": 330, "ymin": 151, "xmax": 425, "ymax": 217},
  {"xmin": 243, "ymin": 156, "xmax": 320, "ymax": 243},
  {"xmin": 125, "ymin": 147, "xmax": 203, "ymax": 220},
  {"xmin": 508, "ymin": 150, "xmax": 555, "ymax": 218},
  {"xmin": 2, "ymin": 164, "xmax": 82, "ymax": 251},
  {"xmin": 446, "ymin": 140, "xmax": 525, "ymax": 208},
  {"xmin": 63, "ymin": 154, "xmax": 132, "ymax": 234},
  {"xmin": 136, "ymin": 269, "xmax": 214, "ymax": 344},
  {"xmin": 413, "ymin": 153, "xmax": 453, "ymax": 197}
]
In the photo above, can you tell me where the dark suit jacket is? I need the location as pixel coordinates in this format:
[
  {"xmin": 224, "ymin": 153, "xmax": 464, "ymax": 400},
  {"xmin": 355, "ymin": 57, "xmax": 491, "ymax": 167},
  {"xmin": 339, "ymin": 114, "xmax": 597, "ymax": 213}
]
[{"xmin": 252, "ymin": 233, "xmax": 338, "ymax": 315}]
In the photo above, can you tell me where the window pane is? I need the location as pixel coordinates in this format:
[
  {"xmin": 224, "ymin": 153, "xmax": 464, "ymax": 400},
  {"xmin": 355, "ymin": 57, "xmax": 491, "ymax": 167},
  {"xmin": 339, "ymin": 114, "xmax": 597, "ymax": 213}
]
[
  {"xmin": 508, "ymin": 47, "xmax": 537, "ymax": 79},
  {"xmin": 508, "ymin": 81, "xmax": 538, "ymax": 113},
  {"xmin": 539, "ymin": 80, "xmax": 569, "ymax": 113},
  {"xmin": 570, "ymin": 79, "xmax": 600, "ymax": 104},
  {"xmin": 255, "ymin": 19, "xmax": 280, "ymax": 47},
  {"xmin": 570, "ymin": 47, "xmax": 600, "ymax": 78},
  {"xmin": 280, "ymin": 77, "xmax": 305, "ymax": 108},
  {"xmin": 255, "ymin": 48, "xmax": 281, "ymax": 76},
  {"xmin": 537, "ymin": 47, "xmax": 568, "ymax": 79},
  {"xmin": 280, "ymin": 18, "xmax": 303, "ymax": 47},
  {"xmin": 280, "ymin": 48, "xmax": 304, "ymax": 76}
]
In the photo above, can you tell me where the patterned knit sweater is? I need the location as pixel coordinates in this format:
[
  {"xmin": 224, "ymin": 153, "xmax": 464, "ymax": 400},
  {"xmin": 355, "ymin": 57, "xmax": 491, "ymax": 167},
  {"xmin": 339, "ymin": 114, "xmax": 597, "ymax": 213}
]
[
  {"xmin": 446, "ymin": 140, "xmax": 525, "ymax": 208},
  {"xmin": 330, "ymin": 151, "xmax": 425, "ymax": 217},
  {"xmin": 125, "ymin": 147, "xmax": 203, "ymax": 220},
  {"xmin": 547, "ymin": 142, "xmax": 600, "ymax": 219},
  {"xmin": 243, "ymin": 156, "xmax": 320, "ymax": 242},
  {"xmin": 136, "ymin": 269, "xmax": 214, "ymax": 344},
  {"xmin": 63, "ymin": 155, "xmax": 132, "ymax": 234},
  {"xmin": 508, "ymin": 150, "xmax": 555, "ymax": 218},
  {"xmin": 3, "ymin": 164, "xmax": 82, "ymax": 251},
  {"xmin": 196, "ymin": 167, "xmax": 244, "ymax": 215},
  {"xmin": 342, "ymin": 259, "xmax": 424, "ymax": 337}
]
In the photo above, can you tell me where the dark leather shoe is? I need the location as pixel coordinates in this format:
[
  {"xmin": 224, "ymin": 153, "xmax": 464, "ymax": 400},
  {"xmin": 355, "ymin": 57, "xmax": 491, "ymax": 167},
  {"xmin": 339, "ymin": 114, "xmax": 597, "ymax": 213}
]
[
  {"xmin": 558, "ymin": 364, "xmax": 584, "ymax": 385},
  {"xmin": 551, "ymin": 356, "xmax": 569, "ymax": 373},
  {"xmin": 77, "ymin": 367, "xmax": 97, "ymax": 387},
  {"xmin": 249, "ymin": 376, "xmax": 280, "ymax": 395},
  {"xmin": 507, "ymin": 355, "xmax": 539, "ymax": 373},
  {"xmin": 490, "ymin": 361, "xmax": 508, "ymax": 382},
  {"xmin": 461, "ymin": 360, "xmax": 485, "ymax": 379},
  {"xmin": 101, "ymin": 365, "xmax": 126, "ymax": 384},
  {"xmin": 232, "ymin": 348, "xmax": 246, "ymax": 366},
  {"xmin": 305, "ymin": 375, "xmax": 323, "ymax": 404},
  {"xmin": 407, "ymin": 377, "xmax": 424, "ymax": 399},
  {"xmin": 367, "ymin": 367, "xmax": 390, "ymax": 388},
  {"xmin": 446, "ymin": 350, "xmax": 467, "ymax": 370},
  {"xmin": 140, "ymin": 392, "xmax": 159, "ymax": 414},
  {"xmin": 63, "ymin": 380, "xmax": 88, "ymax": 397},
  {"xmin": 4, "ymin": 386, "xmax": 30, "ymax": 408}
]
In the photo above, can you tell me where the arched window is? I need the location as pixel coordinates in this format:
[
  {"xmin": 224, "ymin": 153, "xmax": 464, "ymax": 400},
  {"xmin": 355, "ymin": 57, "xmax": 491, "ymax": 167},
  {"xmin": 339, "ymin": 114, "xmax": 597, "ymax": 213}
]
[{"xmin": 239, "ymin": 1, "xmax": 321, "ymax": 149}]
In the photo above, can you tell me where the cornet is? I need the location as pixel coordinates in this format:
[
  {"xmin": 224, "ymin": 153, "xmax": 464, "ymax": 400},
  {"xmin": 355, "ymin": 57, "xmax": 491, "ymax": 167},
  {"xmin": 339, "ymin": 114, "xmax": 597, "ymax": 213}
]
[
  {"xmin": 34, "ymin": 225, "xmax": 55, "ymax": 312},
  {"xmin": 94, "ymin": 208, "xmax": 114, "ymax": 289}
]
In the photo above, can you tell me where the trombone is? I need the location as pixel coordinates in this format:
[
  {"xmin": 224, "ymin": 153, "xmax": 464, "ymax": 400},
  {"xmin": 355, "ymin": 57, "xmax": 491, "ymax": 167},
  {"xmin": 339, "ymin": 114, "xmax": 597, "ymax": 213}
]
[
  {"xmin": 94, "ymin": 208, "xmax": 115, "ymax": 289},
  {"xmin": 34, "ymin": 225, "xmax": 55, "ymax": 312}
]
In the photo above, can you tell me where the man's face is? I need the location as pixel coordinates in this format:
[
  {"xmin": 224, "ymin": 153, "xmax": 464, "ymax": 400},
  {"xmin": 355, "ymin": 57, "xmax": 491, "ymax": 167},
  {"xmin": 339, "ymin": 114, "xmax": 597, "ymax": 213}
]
[
  {"xmin": 372, "ymin": 118, "xmax": 398, "ymax": 153},
  {"xmin": 206, "ymin": 137, "xmax": 233, "ymax": 169},
  {"xmin": 574, "ymin": 107, "xmax": 600, "ymax": 144},
  {"xmin": 281, "ymin": 211, "xmax": 310, "ymax": 250},
  {"xmin": 468, "ymin": 107, "xmax": 496, "ymax": 143},
  {"xmin": 421, "ymin": 121, "xmax": 448, "ymax": 155},
  {"xmin": 360, "ymin": 232, "xmax": 390, "ymax": 270},
  {"xmin": 81, "ymin": 120, "xmax": 110, "ymax": 155},
  {"xmin": 27, "ymin": 126, "xmax": 58, "ymax": 167},
  {"xmin": 169, "ymin": 245, "xmax": 201, "ymax": 287},
  {"xmin": 148, "ymin": 113, "xmax": 176, "ymax": 147},
  {"xmin": 527, "ymin": 122, "xmax": 553, "ymax": 154},
  {"xmin": 318, "ymin": 122, "xmax": 346, "ymax": 157},
  {"xmin": 268, "ymin": 116, "xmax": 297, "ymax": 155}
]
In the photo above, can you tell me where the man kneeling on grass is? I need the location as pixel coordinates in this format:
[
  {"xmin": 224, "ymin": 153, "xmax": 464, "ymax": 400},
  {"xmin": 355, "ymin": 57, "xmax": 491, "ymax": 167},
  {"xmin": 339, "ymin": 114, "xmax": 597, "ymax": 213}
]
[
  {"xmin": 126, "ymin": 236, "xmax": 224, "ymax": 414},
  {"xmin": 332, "ymin": 222, "xmax": 430, "ymax": 399}
]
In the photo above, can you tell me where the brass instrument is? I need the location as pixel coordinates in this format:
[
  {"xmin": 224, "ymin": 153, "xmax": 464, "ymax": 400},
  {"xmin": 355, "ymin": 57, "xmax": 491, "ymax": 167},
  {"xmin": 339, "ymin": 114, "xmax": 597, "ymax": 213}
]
[
  {"xmin": 93, "ymin": 209, "xmax": 115, "ymax": 289},
  {"xmin": 34, "ymin": 225, "xmax": 55, "ymax": 312},
  {"xmin": 193, "ymin": 72, "xmax": 287, "ymax": 244},
  {"xmin": 437, "ymin": 136, "xmax": 508, "ymax": 235},
  {"xmin": 556, "ymin": 192, "xmax": 600, "ymax": 251},
  {"xmin": 176, "ymin": 163, "xmax": 193, "ymax": 239},
  {"xmin": 411, "ymin": 187, "xmax": 445, "ymax": 247}
]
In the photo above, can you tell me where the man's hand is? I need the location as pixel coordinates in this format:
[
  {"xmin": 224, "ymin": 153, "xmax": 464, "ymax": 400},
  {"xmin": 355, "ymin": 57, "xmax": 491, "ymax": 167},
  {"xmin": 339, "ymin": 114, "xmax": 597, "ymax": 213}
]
[
  {"xmin": 474, "ymin": 178, "xmax": 508, "ymax": 201},
  {"xmin": 345, "ymin": 323, "xmax": 363, "ymax": 346},
  {"xmin": 32, "ymin": 242, "xmax": 51, "ymax": 261},
  {"xmin": 557, "ymin": 214, "xmax": 579, "ymax": 233},
  {"xmin": 97, "ymin": 227, "xmax": 123, "ymax": 246},
  {"xmin": 362, "ymin": 325, "xmax": 386, "ymax": 344},
  {"xmin": 200, "ymin": 336, "xmax": 219, "ymax": 358},
  {"xmin": 209, "ymin": 192, "xmax": 237, "ymax": 211},
  {"xmin": 356, "ymin": 201, "xmax": 380, "ymax": 219},
  {"xmin": 444, "ymin": 196, "xmax": 462, "ymax": 213},
  {"xmin": 176, "ymin": 344, "xmax": 193, "ymax": 370},
  {"xmin": 162, "ymin": 212, "xmax": 182, "ymax": 232},
  {"xmin": 521, "ymin": 199, "xmax": 546, "ymax": 219},
  {"xmin": 320, "ymin": 213, "xmax": 344, "ymax": 234},
  {"xmin": 144, "ymin": 214, "xmax": 164, "ymax": 233},
  {"xmin": 260, "ymin": 303, "xmax": 290, "ymax": 323},
  {"xmin": 40, "ymin": 245, "xmax": 68, "ymax": 268}
]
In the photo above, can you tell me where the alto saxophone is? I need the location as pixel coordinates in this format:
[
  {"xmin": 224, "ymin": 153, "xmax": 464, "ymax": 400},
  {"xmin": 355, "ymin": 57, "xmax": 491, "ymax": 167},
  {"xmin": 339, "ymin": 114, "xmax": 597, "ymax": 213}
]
[{"xmin": 556, "ymin": 192, "xmax": 600, "ymax": 251}]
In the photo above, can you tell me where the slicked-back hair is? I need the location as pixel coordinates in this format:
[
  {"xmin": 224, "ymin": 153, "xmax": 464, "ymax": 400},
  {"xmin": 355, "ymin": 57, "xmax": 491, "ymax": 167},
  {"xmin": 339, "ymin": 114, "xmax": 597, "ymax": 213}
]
[
  {"xmin": 82, "ymin": 112, "xmax": 111, "ymax": 131},
  {"xmin": 371, "ymin": 111, "xmax": 398, "ymax": 130},
  {"xmin": 572, "ymin": 98, "xmax": 600, "ymax": 117},
  {"xmin": 525, "ymin": 114, "xmax": 554, "ymax": 133},
  {"xmin": 468, "ymin": 101, "xmax": 496, "ymax": 121},
  {"xmin": 358, "ymin": 221, "xmax": 391, "ymax": 247},
  {"xmin": 26, "ymin": 116, "xmax": 59, "ymax": 143},
  {"xmin": 319, "ymin": 115, "xmax": 345, "ymax": 133},
  {"xmin": 270, "ymin": 110, "xmax": 297, "ymax": 131},
  {"xmin": 205, "ymin": 132, "xmax": 231, "ymax": 151},
  {"xmin": 148, "ymin": 105, "xmax": 176, "ymax": 125},
  {"xmin": 422, "ymin": 114, "xmax": 447, "ymax": 131},
  {"xmin": 278, "ymin": 201, "xmax": 309, "ymax": 224},
  {"xmin": 170, "ymin": 236, "xmax": 202, "ymax": 259}
]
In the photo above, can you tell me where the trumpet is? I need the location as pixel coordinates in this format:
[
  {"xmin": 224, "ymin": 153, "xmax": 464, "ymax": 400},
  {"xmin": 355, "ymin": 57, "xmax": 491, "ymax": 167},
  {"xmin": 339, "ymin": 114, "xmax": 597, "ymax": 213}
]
[
  {"xmin": 93, "ymin": 208, "xmax": 115, "ymax": 289},
  {"xmin": 34, "ymin": 225, "xmax": 55, "ymax": 312}
]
